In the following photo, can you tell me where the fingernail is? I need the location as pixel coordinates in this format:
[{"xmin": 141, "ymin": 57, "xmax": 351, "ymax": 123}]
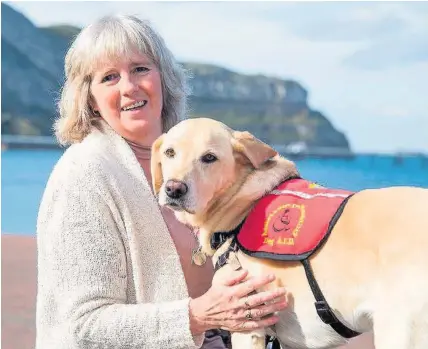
[
  {"xmin": 268, "ymin": 274, "xmax": 275, "ymax": 281},
  {"xmin": 275, "ymin": 287, "xmax": 286, "ymax": 295}
]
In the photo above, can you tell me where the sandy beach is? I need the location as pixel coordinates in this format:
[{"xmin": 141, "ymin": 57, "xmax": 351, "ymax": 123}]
[{"xmin": 1, "ymin": 234, "xmax": 375, "ymax": 349}]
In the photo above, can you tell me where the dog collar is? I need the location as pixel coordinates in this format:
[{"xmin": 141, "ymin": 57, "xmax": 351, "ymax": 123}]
[{"xmin": 210, "ymin": 220, "xmax": 244, "ymax": 251}]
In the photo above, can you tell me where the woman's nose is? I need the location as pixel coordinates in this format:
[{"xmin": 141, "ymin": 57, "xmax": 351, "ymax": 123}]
[{"xmin": 120, "ymin": 74, "xmax": 139, "ymax": 95}]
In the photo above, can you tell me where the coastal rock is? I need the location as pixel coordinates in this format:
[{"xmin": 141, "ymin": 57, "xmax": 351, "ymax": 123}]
[{"xmin": 1, "ymin": 3, "xmax": 350, "ymax": 151}]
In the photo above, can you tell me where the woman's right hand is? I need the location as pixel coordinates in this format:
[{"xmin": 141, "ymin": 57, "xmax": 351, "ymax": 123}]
[{"xmin": 188, "ymin": 269, "xmax": 287, "ymax": 335}]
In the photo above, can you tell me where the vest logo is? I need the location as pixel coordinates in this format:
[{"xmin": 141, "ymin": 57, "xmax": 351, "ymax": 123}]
[
  {"xmin": 262, "ymin": 204, "xmax": 306, "ymax": 247},
  {"xmin": 308, "ymin": 182, "xmax": 323, "ymax": 189}
]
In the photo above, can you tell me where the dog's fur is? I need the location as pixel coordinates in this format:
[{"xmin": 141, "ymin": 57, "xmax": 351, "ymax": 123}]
[{"xmin": 151, "ymin": 117, "xmax": 428, "ymax": 349}]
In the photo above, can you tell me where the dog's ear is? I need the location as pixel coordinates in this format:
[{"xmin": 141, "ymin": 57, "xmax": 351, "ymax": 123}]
[
  {"xmin": 150, "ymin": 134, "xmax": 165, "ymax": 195},
  {"xmin": 232, "ymin": 131, "xmax": 278, "ymax": 169}
]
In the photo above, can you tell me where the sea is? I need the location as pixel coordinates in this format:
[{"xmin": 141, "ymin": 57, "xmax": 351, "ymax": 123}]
[{"xmin": 2, "ymin": 149, "xmax": 428, "ymax": 235}]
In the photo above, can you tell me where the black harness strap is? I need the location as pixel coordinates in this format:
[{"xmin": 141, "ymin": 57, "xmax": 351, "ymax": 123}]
[
  {"xmin": 267, "ymin": 336, "xmax": 281, "ymax": 349},
  {"xmin": 214, "ymin": 240, "xmax": 238, "ymax": 271},
  {"xmin": 211, "ymin": 222, "xmax": 244, "ymax": 271},
  {"xmin": 301, "ymin": 258, "xmax": 361, "ymax": 338},
  {"xmin": 211, "ymin": 221, "xmax": 244, "ymax": 249}
]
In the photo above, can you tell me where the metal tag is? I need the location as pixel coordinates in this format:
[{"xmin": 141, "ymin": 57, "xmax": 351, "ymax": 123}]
[{"xmin": 191, "ymin": 247, "xmax": 207, "ymax": 266}]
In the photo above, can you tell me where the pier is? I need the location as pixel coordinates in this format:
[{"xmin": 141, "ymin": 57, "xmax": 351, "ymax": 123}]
[
  {"xmin": 1, "ymin": 135, "xmax": 60, "ymax": 150},
  {"xmin": 2, "ymin": 135, "xmax": 427, "ymax": 166},
  {"xmin": 273, "ymin": 144, "xmax": 354, "ymax": 159}
]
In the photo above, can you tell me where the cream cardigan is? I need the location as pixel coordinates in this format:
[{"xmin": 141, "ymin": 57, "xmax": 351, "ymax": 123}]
[{"xmin": 36, "ymin": 121, "xmax": 204, "ymax": 349}]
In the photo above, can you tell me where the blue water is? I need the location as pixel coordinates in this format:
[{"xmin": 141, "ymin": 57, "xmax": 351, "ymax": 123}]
[{"xmin": 2, "ymin": 149, "xmax": 428, "ymax": 235}]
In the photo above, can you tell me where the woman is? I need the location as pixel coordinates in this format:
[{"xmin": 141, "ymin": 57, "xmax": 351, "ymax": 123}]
[{"xmin": 36, "ymin": 14, "xmax": 287, "ymax": 349}]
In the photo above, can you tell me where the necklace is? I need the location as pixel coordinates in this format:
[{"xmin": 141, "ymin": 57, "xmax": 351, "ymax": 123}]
[{"xmin": 126, "ymin": 139, "xmax": 151, "ymax": 161}]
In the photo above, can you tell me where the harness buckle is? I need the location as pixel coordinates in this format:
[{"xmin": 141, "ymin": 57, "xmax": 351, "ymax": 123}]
[
  {"xmin": 215, "ymin": 251, "xmax": 230, "ymax": 271},
  {"xmin": 314, "ymin": 300, "xmax": 336, "ymax": 325}
]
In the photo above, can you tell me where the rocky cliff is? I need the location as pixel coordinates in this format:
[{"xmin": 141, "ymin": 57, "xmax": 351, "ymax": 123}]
[{"xmin": 1, "ymin": 3, "xmax": 350, "ymax": 151}]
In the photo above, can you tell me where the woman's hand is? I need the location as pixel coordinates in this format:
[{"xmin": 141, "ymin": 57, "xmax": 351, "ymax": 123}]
[{"xmin": 189, "ymin": 269, "xmax": 287, "ymax": 335}]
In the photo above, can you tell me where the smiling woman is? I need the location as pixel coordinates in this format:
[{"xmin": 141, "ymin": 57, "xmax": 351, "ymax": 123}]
[
  {"xmin": 89, "ymin": 52, "xmax": 163, "ymax": 145},
  {"xmin": 54, "ymin": 14, "xmax": 188, "ymax": 146},
  {"xmin": 36, "ymin": 14, "xmax": 287, "ymax": 349}
]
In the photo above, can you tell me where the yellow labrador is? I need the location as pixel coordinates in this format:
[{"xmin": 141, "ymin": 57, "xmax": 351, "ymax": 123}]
[{"xmin": 151, "ymin": 117, "xmax": 428, "ymax": 349}]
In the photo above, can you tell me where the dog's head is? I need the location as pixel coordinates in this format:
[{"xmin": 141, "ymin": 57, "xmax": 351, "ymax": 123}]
[{"xmin": 151, "ymin": 118, "xmax": 278, "ymax": 227}]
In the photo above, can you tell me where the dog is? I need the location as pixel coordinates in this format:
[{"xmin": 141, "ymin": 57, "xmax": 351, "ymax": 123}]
[{"xmin": 151, "ymin": 117, "xmax": 428, "ymax": 349}]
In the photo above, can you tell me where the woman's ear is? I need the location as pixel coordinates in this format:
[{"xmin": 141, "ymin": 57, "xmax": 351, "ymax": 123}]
[
  {"xmin": 151, "ymin": 134, "xmax": 165, "ymax": 195},
  {"xmin": 88, "ymin": 94, "xmax": 99, "ymax": 115}
]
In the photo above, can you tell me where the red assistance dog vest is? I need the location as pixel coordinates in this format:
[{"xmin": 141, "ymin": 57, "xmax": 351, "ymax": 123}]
[
  {"xmin": 236, "ymin": 178, "xmax": 354, "ymax": 260},
  {"xmin": 217, "ymin": 178, "xmax": 360, "ymax": 339}
]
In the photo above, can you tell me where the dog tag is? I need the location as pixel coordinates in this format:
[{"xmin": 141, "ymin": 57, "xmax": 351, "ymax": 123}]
[{"xmin": 191, "ymin": 247, "xmax": 207, "ymax": 266}]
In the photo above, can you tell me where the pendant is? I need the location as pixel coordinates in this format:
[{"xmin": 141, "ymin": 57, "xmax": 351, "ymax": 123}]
[{"xmin": 191, "ymin": 247, "xmax": 207, "ymax": 266}]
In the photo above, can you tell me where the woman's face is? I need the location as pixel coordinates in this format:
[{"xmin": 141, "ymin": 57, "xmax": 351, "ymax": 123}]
[{"xmin": 90, "ymin": 51, "xmax": 163, "ymax": 146}]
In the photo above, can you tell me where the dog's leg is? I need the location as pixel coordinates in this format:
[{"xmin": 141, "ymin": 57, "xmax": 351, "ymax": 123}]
[
  {"xmin": 373, "ymin": 309, "xmax": 412, "ymax": 349},
  {"xmin": 373, "ymin": 306, "xmax": 428, "ymax": 349},
  {"xmin": 373, "ymin": 277, "xmax": 428, "ymax": 349},
  {"xmin": 231, "ymin": 330, "xmax": 266, "ymax": 349},
  {"xmin": 374, "ymin": 318, "xmax": 428, "ymax": 349},
  {"xmin": 405, "ymin": 306, "xmax": 428, "ymax": 349}
]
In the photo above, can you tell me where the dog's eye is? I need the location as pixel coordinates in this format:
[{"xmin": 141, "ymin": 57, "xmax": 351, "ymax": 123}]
[
  {"xmin": 164, "ymin": 148, "xmax": 175, "ymax": 158},
  {"xmin": 201, "ymin": 153, "xmax": 217, "ymax": 163}
]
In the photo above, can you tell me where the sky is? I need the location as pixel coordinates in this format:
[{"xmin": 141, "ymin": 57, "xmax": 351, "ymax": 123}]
[{"xmin": 5, "ymin": 1, "xmax": 428, "ymax": 154}]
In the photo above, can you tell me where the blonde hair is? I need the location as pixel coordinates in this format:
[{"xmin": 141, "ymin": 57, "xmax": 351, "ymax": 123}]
[{"xmin": 54, "ymin": 14, "xmax": 189, "ymax": 145}]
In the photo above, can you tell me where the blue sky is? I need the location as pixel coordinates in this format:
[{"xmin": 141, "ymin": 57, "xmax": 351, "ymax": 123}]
[{"xmin": 6, "ymin": 1, "xmax": 428, "ymax": 153}]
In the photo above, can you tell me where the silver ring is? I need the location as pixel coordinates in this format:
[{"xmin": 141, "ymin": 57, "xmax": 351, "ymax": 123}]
[{"xmin": 245, "ymin": 309, "xmax": 253, "ymax": 320}]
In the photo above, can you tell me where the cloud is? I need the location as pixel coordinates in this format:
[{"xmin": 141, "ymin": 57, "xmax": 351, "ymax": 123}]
[
  {"xmin": 276, "ymin": 2, "xmax": 408, "ymax": 42},
  {"xmin": 344, "ymin": 31, "xmax": 428, "ymax": 70},
  {"xmin": 273, "ymin": 2, "xmax": 428, "ymax": 42},
  {"xmin": 374, "ymin": 106, "xmax": 410, "ymax": 119},
  {"xmin": 268, "ymin": 2, "xmax": 428, "ymax": 70}
]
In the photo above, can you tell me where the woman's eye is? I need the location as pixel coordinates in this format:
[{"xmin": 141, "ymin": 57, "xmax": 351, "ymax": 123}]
[
  {"xmin": 165, "ymin": 148, "xmax": 175, "ymax": 158},
  {"xmin": 101, "ymin": 73, "xmax": 117, "ymax": 83},
  {"xmin": 135, "ymin": 66, "xmax": 150, "ymax": 73},
  {"xmin": 201, "ymin": 153, "xmax": 217, "ymax": 163}
]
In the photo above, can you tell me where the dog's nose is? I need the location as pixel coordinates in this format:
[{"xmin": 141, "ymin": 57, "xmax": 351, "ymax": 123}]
[{"xmin": 165, "ymin": 180, "xmax": 188, "ymax": 199}]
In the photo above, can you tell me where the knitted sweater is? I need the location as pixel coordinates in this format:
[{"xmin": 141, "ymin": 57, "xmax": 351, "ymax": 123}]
[{"xmin": 36, "ymin": 121, "xmax": 204, "ymax": 349}]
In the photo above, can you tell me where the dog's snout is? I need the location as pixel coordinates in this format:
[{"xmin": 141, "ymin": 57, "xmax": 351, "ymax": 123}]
[{"xmin": 165, "ymin": 180, "xmax": 188, "ymax": 199}]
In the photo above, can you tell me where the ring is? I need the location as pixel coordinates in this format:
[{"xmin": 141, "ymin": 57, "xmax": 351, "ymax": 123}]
[
  {"xmin": 245, "ymin": 309, "xmax": 253, "ymax": 320},
  {"xmin": 244, "ymin": 298, "xmax": 250, "ymax": 309}
]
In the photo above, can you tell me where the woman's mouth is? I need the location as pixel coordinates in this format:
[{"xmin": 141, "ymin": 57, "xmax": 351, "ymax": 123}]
[{"xmin": 121, "ymin": 100, "xmax": 147, "ymax": 111}]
